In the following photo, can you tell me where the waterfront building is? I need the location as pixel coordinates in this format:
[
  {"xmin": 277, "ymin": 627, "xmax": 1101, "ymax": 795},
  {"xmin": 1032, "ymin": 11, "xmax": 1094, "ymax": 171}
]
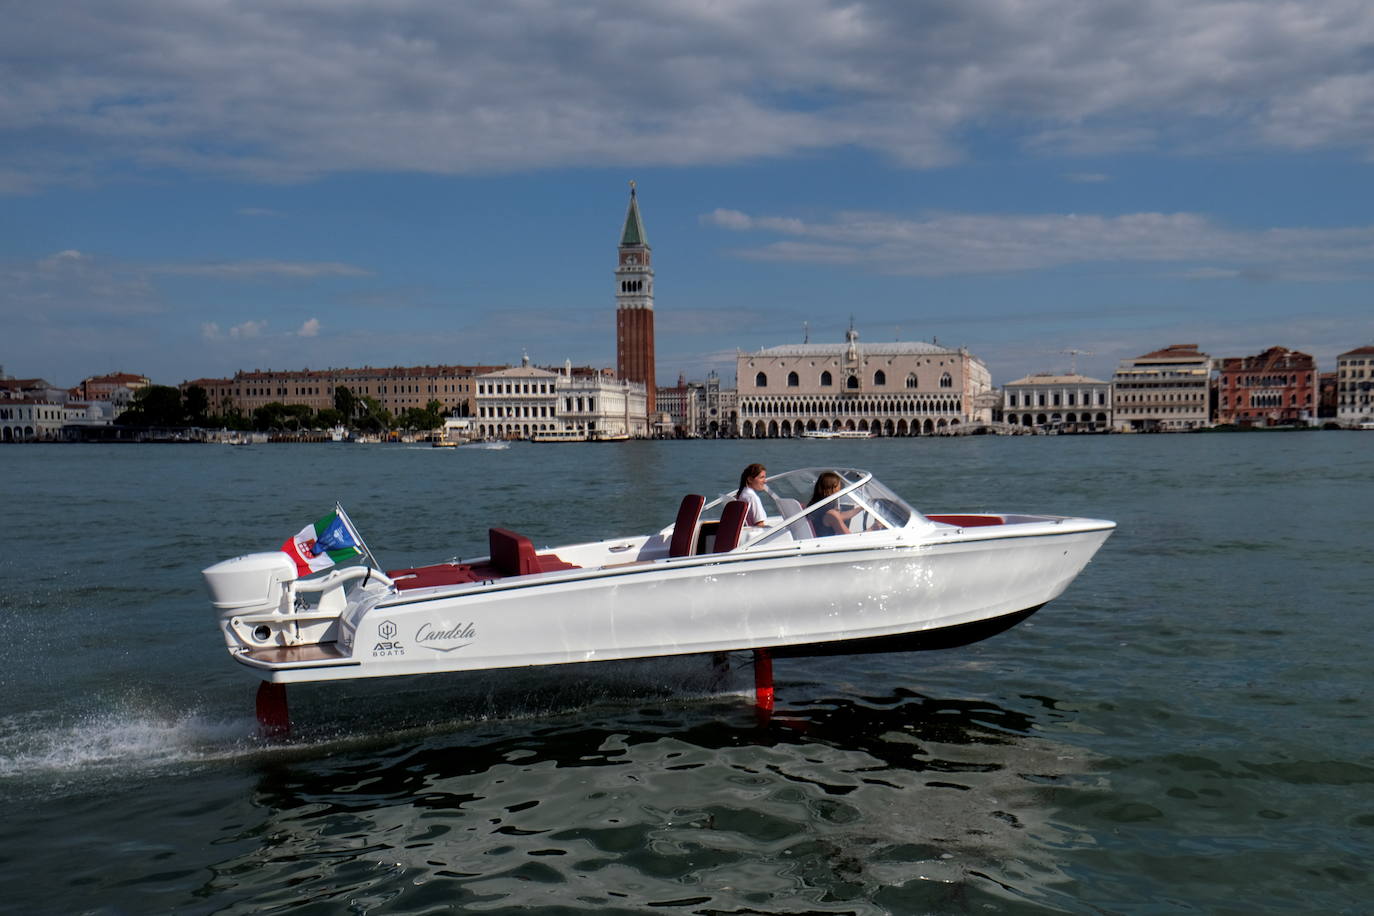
[
  {"xmin": 0, "ymin": 401, "xmax": 66, "ymax": 441},
  {"xmin": 1111, "ymin": 344, "xmax": 1213, "ymax": 431},
  {"xmin": 474, "ymin": 362, "xmax": 560, "ymax": 439},
  {"xmin": 0, "ymin": 375, "xmax": 70, "ymax": 442},
  {"xmin": 73, "ymin": 372, "xmax": 149, "ymax": 408},
  {"xmin": 64, "ymin": 401, "xmax": 117, "ymax": 429},
  {"xmin": 0, "ymin": 376, "xmax": 68, "ymax": 404},
  {"xmin": 735, "ymin": 326, "xmax": 993, "ymax": 437},
  {"xmin": 615, "ymin": 182, "xmax": 656, "ymax": 418},
  {"xmin": 474, "ymin": 358, "xmax": 648, "ymax": 440},
  {"xmin": 1336, "ymin": 345, "xmax": 1374, "ymax": 427},
  {"xmin": 657, "ymin": 372, "xmax": 739, "ymax": 437},
  {"xmin": 185, "ymin": 364, "xmax": 503, "ymax": 419},
  {"xmin": 1003, "ymin": 374, "xmax": 1112, "ymax": 431},
  {"xmin": 1216, "ymin": 346, "xmax": 1318, "ymax": 427},
  {"xmin": 558, "ymin": 366, "xmax": 649, "ymax": 440},
  {"xmin": 656, "ymin": 379, "xmax": 689, "ymax": 435}
]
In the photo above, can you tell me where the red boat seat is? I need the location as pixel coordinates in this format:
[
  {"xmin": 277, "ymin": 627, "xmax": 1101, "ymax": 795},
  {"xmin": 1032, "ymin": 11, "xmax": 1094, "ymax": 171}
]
[
  {"xmin": 712, "ymin": 499, "xmax": 749, "ymax": 552},
  {"xmin": 669, "ymin": 494, "xmax": 706, "ymax": 557},
  {"xmin": 387, "ymin": 528, "xmax": 578, "ymax": 591},
  {"xmin": 489, "ymin": 527, "xmax": 580, "ymax": 576}
]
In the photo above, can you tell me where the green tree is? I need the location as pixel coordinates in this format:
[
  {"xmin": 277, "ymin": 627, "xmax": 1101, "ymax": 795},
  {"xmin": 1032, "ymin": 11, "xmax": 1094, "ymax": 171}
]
[
  {"xmin": 117, "ymin": 385, "xmax": 187, "ymax": 427},
  {"xmin": 183, "ymin": 385, "xmax": 209, "ymax": 425},
  {"xmin": 334, "ymin": 386, "xmax": 357, "ymax": 424},
  {"xmin": 315, "ymin": 407, "xmax": 344, "ymax": 428},
  {"xmin": 354, "ymin": 395, "xmax": 392, "ymax": 433},
  {"xmin": 252, "ymin": 402, "xmax": 289, "ymax": 431},
  {"xmin": 399, "ymin": 406, "xmax": 443, "ymax": 431},
  {"xmin": 285, "ymin": 404, "xmax": 314, "ymax": 431}
]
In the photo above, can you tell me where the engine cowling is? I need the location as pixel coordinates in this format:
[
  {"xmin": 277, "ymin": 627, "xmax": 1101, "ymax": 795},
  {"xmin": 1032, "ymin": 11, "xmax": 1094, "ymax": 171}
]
[{"xmin": 202, "ymin": 552, "xmax": 297, "ymax": 641}]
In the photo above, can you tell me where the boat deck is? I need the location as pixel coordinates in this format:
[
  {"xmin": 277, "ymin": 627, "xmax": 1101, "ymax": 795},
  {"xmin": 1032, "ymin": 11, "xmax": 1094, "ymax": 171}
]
[
  {"xmin": 241, "ymin": 642, "xmax": 351, "ymax": 664},
  {"xmin": 387, "ymin": 527, "xmax": 580, "ymax": 591}
]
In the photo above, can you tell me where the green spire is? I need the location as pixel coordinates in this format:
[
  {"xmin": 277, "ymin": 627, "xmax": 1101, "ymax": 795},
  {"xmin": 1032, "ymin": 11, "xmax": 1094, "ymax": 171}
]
[{"xmin": 621, "ymin": 180, "xmax": 648, "ymax": 248}]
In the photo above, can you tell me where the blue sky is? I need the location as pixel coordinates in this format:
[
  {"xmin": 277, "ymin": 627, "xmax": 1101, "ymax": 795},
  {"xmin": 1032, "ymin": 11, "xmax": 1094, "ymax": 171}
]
[{"xmin": 3, "ymin": 0, "xmax": 1373, "ymax": 389}]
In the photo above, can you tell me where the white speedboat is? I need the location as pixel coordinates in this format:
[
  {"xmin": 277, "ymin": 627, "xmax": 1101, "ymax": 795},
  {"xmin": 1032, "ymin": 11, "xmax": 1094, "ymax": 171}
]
[{"xmin": 204, "ymin": 468, "xmax": 1113, "ymax": 730}]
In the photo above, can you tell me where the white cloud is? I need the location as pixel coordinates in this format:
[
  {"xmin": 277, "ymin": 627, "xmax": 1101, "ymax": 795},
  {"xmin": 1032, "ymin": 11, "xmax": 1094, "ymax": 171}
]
[
  {"xmin": 702, "ymin": 209, "xmax": 754, "ymax": 231},
  {"xmin": 202, "ymin": 320, "xmax": 269, "ymax": 341},
  {"xmin": 38, "ymin": 249, "xmax": 88, "ymax": 270},
  {"xmin": 705, "ymin": 207, "xmax": 1374, "ymax": 279},
  {"xmin": 1, "ymin": 250, "xmax": 161, "ymax": 318},
  {"xmin": 297, "ymin": 318, "xmax": 321, "ymax": 337},
  {"xmin": 5, "ymin": 0, "xmax": 1374, "ymax": 189},
  {"xmin": 153, "ymin": 260, "xmax": 370, "ymax": 278},
  {"xmin": 1181, "ymin": 267, "xmax": 1243, "ymax": 279}
]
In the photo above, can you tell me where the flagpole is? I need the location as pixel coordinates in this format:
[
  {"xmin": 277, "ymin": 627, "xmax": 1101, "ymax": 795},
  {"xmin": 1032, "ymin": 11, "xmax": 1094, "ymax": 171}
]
[{"xmin": 335, "ymin": 502, "xmax": 380, "ymax": 574}]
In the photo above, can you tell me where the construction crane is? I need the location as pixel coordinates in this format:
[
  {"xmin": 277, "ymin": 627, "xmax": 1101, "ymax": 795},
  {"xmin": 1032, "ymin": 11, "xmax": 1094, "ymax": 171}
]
[{"xmin": 1061, "ymin": 349, "xmax": 1093, "ymax": 375}]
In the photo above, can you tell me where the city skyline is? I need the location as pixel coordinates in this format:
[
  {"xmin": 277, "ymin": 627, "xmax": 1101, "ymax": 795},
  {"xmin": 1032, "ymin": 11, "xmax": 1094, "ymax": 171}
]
[{"xmin": 4, "ymin": 1, "xmax": 1374, "ymax": 390}]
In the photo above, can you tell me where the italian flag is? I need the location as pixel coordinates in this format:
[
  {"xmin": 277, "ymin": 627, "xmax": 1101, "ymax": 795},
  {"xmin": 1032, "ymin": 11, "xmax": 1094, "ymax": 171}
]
[{"xmin": 281, "ymin": 510, "xmax": 363, "ymax": 576}]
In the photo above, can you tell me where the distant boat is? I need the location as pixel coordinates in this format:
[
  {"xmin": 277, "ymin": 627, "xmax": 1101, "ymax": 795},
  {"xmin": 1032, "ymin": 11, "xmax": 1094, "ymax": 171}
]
[
  {"xmin": 531, "ymin": 429, "xmax": 588, "ymax": 443},
  {"xmin": 801, "ymin": 430, "xmax": 873, "ymax": 440},
  {"xmin": 532, "ymin": 429, "xmax": 633, "ymax": 443}
]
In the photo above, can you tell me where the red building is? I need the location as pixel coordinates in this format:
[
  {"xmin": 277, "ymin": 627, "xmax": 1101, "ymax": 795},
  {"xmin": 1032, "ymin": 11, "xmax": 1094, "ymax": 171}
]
[
  {"xmin": 615, "ymin": 182, "xmax": 656, "ymax": 416},
  {"xmin": 1215, "ymin": 346, "xmax": 1318, "ymax": 426},
  {"xmin": 73, "ymin": 372, "xmax": 150, "ymax": 403}
]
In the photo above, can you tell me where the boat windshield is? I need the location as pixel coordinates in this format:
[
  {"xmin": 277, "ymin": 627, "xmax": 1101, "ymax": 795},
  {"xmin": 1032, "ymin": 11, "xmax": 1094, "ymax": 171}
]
[{"xmin": 702, "ymin": 467, "xmax": 925, "ymax": 547}]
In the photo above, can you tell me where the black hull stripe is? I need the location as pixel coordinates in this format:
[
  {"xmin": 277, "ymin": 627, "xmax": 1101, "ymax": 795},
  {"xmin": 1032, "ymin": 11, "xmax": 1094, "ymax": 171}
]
[{"xmin": 768, "ymin": 604, "xmax": 1045, "ymax": 658}]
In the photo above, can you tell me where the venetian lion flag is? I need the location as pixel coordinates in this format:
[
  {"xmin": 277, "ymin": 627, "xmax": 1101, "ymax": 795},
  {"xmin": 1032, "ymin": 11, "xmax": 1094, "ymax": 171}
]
[{"xmin": 281, "ymin": 510, "xmax": 363, "ymax": 576}]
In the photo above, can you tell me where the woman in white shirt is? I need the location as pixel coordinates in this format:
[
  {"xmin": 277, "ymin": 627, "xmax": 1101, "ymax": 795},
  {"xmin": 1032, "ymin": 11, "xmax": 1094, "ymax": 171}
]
[{"xmin": 734, "ymin": 463, "xmax": 770, "ymax": 527}]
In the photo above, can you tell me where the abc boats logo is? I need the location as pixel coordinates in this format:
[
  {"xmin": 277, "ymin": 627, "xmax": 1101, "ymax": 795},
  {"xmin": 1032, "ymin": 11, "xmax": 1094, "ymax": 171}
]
[{"xmin": 373, "ymin": 619, "xmax": 404, "ymax": 657}]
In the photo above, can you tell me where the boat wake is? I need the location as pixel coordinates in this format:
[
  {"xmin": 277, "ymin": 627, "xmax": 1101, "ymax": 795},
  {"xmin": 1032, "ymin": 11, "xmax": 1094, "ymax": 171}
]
[
  {"xmin": 0, "ymin": 707, "xmax": 259, "ymax": 782},
  {"xmin": 0, "ymin": 656, "xmax": 751, "ymax": 793}
]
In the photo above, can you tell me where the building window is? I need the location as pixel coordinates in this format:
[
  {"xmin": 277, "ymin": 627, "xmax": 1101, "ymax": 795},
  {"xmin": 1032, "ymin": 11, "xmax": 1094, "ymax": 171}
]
[
  {"xmin": 940, "ymin": 372, "xmax": 953, "ymax": 389},
  {"xmin": 847, "ymin": 375, "xmax": 859, "ymax": 390},
  {"xmin": 820, "ymin": 371, "xmax": 833, "ymax": 387},
  {"xmin": 755, "ymin": 372, "xmax": 768, "ymax": 388},
  {"xmin": 873, "ymin": 370, "xmax": 886, "ymax": 386},
  {"xmin": 787, "ymin": 371, "xmax": 799, "ymax": 387},
  {"xmin": 906, "ymin": 373, "xmax": 918, "ymax": 389}
]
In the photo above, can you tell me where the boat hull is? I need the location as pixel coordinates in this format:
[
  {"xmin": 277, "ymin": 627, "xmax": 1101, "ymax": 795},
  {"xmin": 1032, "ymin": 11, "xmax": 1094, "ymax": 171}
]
[{"xmin": 237, "ymin": 522, "xmax": 1111, "ymax": 683}]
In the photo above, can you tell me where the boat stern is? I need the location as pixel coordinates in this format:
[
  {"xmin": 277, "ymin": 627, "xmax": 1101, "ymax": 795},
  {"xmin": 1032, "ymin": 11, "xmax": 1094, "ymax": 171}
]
[{"xmin": 202, "ymin": 551, "xmax": 299, "ymax": 650}]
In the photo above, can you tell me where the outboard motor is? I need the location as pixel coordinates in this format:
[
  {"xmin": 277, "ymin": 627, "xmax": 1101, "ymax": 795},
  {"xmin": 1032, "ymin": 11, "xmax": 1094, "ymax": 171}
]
[{"xmin": 203, "ymin": 552, "xmax": 298, "ymax": 649}]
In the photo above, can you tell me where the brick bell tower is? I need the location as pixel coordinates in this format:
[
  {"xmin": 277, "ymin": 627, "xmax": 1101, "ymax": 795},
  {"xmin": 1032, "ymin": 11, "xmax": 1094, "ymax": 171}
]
[{"xmin": 615, "ymin": 181, "xmax": 656, "ymax": 415}]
